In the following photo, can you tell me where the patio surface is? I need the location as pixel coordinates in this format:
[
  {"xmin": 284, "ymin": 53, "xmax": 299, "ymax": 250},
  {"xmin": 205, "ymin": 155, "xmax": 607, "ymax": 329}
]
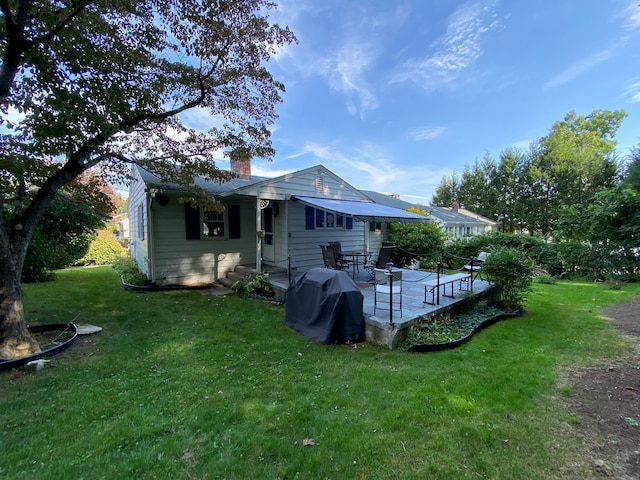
[{"xmin": 269, "ymin": 267, "xmax": 494, "ymax": 347}]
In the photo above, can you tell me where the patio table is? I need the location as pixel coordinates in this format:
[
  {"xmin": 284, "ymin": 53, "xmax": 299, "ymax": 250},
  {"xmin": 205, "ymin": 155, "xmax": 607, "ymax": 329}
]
[{"xmin": 345, "ymin": 251, "xmax": 371, "ymax": 279}]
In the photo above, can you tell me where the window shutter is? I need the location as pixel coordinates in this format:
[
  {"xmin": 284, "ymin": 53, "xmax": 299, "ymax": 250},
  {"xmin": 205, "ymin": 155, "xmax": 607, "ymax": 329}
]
[
  {"xmin": 185, "ymin": 204, "xmax": 200, "ymax": 240},
  {"xmin": 346, "ymin": 217, "xmax": 353, "ymax": 230},
  {"xmin": 228, "ymin": 204, "xmax": 240, "ymax": 239},
  {"xmin": 305, "ymin": 206, "xmax": 314, "ymax": 230}
]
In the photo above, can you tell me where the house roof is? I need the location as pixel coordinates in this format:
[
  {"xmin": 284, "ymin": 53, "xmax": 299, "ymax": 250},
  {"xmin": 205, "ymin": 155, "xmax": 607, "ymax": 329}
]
[
  {"xmin": 360, "ymin": 190, "xmax": 496, "ymax": 225},
  {"xmin": 360, "ymin": 190, "xmax": 418, "ymax": 210},
  {"xmin": 135, "ymin": 164, "xmax": 267, "ymax": 195},
  {"xmin": 457, "ymin": 208, "xmax": 498, "ymax": 225},
  {"xmin": 293, "ymin": 196, "xmax": 427, "ymax": 223}
]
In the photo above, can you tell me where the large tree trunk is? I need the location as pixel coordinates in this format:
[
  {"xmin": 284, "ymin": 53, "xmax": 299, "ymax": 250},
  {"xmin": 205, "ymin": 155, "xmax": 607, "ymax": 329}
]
[{"xmin": 0, "ymin": 248, "xmax": 40, "ymax": 360}]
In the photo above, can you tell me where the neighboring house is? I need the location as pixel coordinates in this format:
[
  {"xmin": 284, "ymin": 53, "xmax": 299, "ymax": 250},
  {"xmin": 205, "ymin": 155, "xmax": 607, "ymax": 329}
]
[
  {"xmin": 361, "ymin": 191, "xmax": 497, "ymax": 239},
  {"xmin": 429, "ymin": 202, "xmax": 497, "ymax": 238},
  {"xmin": 112, "ymin": 212, "xmax": 130, "ymax": 243},
  {"xmin": 128, "ymin": 161, "xmax": 425, "ymax": 286}
]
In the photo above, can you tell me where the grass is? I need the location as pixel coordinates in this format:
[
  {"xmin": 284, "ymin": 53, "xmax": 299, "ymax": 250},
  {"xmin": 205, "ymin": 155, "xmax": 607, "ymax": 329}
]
[{"xmin": 1, "ymin": 267, "xmax": 638, "ymax": 479}]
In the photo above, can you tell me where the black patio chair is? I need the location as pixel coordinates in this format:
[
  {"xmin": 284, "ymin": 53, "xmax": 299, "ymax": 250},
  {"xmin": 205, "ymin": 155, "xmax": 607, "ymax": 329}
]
[
  {"xmin": 364, "ymin": 245, "xmax": 394, "ymax": 280},
  {"xmin": 328, "ymin": 241, "xmax": 351, "ymax": 267},
  {"xmin": 320, "ymin": 245, "xmax": 350, "ymax": 271}
]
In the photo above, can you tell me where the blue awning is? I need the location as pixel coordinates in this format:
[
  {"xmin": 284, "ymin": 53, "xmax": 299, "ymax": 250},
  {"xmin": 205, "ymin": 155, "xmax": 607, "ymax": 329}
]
[{"xmin": 293, "ymin": 196, "xmax": 428, "ymax": 222}]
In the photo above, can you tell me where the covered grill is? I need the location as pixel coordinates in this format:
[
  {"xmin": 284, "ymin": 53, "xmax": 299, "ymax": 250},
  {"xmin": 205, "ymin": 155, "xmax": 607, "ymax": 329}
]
[{"xmin": 285, "ymin": 268, "xmax": 364, "ymax": 344}]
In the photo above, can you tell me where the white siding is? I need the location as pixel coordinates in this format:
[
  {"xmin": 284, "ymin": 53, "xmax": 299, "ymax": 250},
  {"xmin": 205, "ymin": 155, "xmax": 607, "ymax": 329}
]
[
  {"xmin": 127, "ymin": 167, "xmax": 150, "ymax": 277},
  {"xmin": 150, "ymin": 195, "xmax": 256, "ymax": 285},
  {"xmin": 285, "ymin": 201, "xmax": 368, "ymax": 273},
  {"xmin": 235, "ymin": 166, "xmax": 367, "ymax": 201}
]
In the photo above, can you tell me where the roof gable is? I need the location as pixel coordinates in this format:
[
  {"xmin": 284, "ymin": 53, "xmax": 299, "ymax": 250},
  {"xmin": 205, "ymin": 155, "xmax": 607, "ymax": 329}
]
[{"xmin": 222, "ymin": 164, "xmax": 368, "ymax": 201}]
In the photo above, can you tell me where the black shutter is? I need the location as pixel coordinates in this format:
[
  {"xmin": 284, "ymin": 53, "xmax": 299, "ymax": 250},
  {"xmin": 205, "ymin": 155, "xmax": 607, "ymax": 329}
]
[
  {"xmin": 346, "ymin": 217, "xmax": 353, "ymax": 230},
  {"xmin": 305, "ymin": 206, "xmax": 314, "ymax": 230},
  {"xmin": 185, "ymin": 204, "xmax": 200, "ymax": 240},
  {"xmin": 228, "ymin": 204, "xmax": 241, "ymax": 239}
]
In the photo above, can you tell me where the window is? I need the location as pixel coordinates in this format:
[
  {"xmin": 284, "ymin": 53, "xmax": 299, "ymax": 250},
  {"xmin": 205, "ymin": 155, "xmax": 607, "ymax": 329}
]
[
  {"xmin": 185, "ymin": 204, "xmax": 232, "ymax": 240},
  {"xmin": 203, "ymin": 210, "xmax": 225, "ymax": 237},
  {"xmin": 326, "ymin": 212, "xmax": 335, "ymax": 228},
  {"xmin": 305, "ymin": 206, "xmax": 352, "ymax": 230}
]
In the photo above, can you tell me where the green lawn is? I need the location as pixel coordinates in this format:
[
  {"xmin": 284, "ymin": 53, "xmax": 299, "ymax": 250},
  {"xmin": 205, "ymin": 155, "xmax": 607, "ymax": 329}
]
[{"xmin": 1, "ymin": 267, "xmax": 638, "ymax": 479}]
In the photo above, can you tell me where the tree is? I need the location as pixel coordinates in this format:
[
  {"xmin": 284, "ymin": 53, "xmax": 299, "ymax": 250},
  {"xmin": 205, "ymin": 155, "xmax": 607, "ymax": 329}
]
[
  {"xmin": 21, "ymin": 177, "xmax": 115, "ymax": 281},
  {"xmin": 431, "ymin": 171, "xmax": 460, "ymax": 206},
  {"xmin": 528, "ymin": 110, "xmax": 624, "ymax": 235},
  {"xmin": 0, "ymin": 0, "xmax": 296, "ymax": 359},
  {"xmin": 622, "ymin": 145, "xmax": 640, "ymax": 192},
  {"xmin": 557, "ymin": 186, "xmax": 640, "ymax": 279}
]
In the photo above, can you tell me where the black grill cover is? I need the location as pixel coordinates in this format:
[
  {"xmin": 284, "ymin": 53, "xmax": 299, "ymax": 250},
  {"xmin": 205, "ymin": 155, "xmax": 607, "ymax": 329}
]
[{"xmin": 285, "ymin": 268, "xmax": 364, "ymax": 344}]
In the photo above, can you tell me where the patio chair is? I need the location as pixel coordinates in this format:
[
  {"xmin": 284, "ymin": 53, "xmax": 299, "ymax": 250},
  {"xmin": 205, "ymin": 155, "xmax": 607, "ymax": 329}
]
[
  {"xmin": 364, "ymin": 245, "xmax": 394, "ymax": 280},
  {"xmin": 373, "ymin": 267, "xmax": 403, "ymax": 317},
  {"xmin": 320, "ymin": 245, "xmax": 350, "ymax": 271},
  {"xmin": 463, "ymin": 251, "xmax": 490, "ymax": 279},
  {"xmin": 328, "ymin": 241, "xmax": 351, "ymax": 267}
]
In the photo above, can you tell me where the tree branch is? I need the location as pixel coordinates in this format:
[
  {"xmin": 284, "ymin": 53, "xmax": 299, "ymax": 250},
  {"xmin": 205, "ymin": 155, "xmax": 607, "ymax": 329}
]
[{"xmin": 25, "ymin": 0, "xmax": 94, "ymax": 49}]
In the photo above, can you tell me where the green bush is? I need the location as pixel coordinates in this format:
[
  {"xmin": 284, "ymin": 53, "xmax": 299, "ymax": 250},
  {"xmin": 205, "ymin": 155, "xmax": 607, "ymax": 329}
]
[
  {"xmin": 482, "ymin": 246, "xmax": 533, "ymax": 311},
  {"xmin": 113, "ymin": 255, "xmax": 148, "ymax": 286},
  {"xmin": 231, "ymin": 273, "xmax": 275, "ymax": 298},
  {"xmin": 78, "ymin": 229, "xmax": 127, "ymax": 265},
  {"xmin": 386, "ymin": 221, "xmax": 446, "ymax": 268}
]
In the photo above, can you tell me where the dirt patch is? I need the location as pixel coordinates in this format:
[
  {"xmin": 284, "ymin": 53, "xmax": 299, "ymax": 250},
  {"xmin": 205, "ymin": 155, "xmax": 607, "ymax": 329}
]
[{"xmin": 561, "ymin": 296, "xmax": 640, "ymax": 479}]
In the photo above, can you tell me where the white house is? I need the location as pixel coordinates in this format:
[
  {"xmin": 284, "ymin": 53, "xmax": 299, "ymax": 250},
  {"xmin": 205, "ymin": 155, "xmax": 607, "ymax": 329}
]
[
  {"xmin": 128, "ymin": 161, "xmax": 426, "ymax": 286},
  {"xmin": 360, "ymin": 192, "xmax": 497, "ymax": 239}
]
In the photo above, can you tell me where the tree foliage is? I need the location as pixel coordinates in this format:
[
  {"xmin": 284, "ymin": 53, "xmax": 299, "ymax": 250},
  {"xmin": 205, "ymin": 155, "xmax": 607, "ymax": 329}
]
[
  {"xmin": 0, "ymin": 0, "xmax": 296, "ymax": 359},
  {"xmin": 20, "ymin": 178, "xmax": 114, "ymax": 281},
  {"xmin": 386, "ymin": 221, "xmax": 446, "ymax": 269},
  {"xmin": 481, "ymin": 246, "xmax": 533, "ymax": 311},
  {"xmin": 431, "ymin": 110, "xmax": 626, "ymax": 235}
]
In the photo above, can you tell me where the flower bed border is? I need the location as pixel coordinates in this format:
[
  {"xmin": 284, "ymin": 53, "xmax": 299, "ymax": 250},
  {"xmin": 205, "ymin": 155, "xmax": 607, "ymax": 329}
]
[
  {"xmin": 0, "ymin": 323, "xmax": 79, "ymax": 372},
  {"xmin": 407, "ymin": 311, "xmax": 520, "ymax": 352}
]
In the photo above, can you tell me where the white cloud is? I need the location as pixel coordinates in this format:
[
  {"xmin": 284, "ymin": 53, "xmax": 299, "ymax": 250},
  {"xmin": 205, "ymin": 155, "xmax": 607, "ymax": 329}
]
[
  {"xmin": 508, "ymin": 139, "xmax": 532, "ymax": 151},
  {"xmin": 622, "ymin": 1, "xmax": 640, "ymax": 31},
  {"xmin": 391, "ymin": 1, "xmax": 502, "ymax": 90},
  {"xmin": 544, "ymin": 50, "xmax": 612, "ymax": 89},
  {"xmin": 623, "ymin": 80, "xmax": 640, "ymax": 103},
  {"xmin": 318, "ymin": 42, "xmax": 378, "ymax": 117},
  {"xmin": 285, "ymin": 142, "xmax": 334, "ymax": 160},
  {"xmin": 178, "ymin": 108, "xmax": 225, "ymax": 132},
  {"xmin": 411, "ymin": 126, "xmax": 447, "ymax": 141}
]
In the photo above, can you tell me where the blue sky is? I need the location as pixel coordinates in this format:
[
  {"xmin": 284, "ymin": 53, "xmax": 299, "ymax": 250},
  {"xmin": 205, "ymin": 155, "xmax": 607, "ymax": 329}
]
[{"xmin": 206, "ymin": 0, "xmax": 640, "ymax": 205}]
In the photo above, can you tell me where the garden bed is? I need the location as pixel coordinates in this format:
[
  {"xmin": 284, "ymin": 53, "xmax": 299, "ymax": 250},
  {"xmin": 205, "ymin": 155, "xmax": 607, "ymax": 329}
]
[
  {"xmin": 0, "ymin": 323, "xmax": 78, "ymax": 372},
  {"xmin": 402, "ymin": 304, "xmax": 520, "ymax": 352}
]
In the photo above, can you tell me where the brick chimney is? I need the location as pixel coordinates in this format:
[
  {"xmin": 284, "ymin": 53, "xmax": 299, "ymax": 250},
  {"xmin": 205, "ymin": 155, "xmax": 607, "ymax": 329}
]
[
  {"xmin": 230, "ymin": 158, "xmax": 251, "ymax": 178},
  {"xmin": 451, "ymin": 201, "xmax": 459, "ymax": 212}
]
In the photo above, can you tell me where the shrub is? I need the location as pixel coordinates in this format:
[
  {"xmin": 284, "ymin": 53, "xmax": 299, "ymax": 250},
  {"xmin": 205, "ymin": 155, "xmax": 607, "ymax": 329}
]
[
  {"xmin": 78, "ymin": 229, "xmax": 127, "ymax": 265},
  {"xmin": 482, "ymin": 246, "xmax": 533, "ymax": 311},
  {"xmin": 113, "ymin": 255, "xmax": 148, "ymax": 286},
  {"xmin": 533, "ymin": 273, "xmax": 557, "ymax": 285},
  {"xmin": 231, "ymin": 273, "xmax": 275, "ymax": 298},
  {"xmin": 386, "ymin": 221, "xmax": 446, "ymax": 268}
]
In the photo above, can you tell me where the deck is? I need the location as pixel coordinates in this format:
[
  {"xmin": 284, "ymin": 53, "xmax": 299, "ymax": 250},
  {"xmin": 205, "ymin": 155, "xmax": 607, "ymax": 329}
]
[{"xmin": 269, "ymin": 267, "xmax": 495, "ymax": 349}]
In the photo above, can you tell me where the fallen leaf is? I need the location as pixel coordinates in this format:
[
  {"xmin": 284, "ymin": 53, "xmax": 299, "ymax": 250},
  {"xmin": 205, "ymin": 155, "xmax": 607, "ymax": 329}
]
[
  {"xmin": 303, "ymin": 438, "xmax": 315, "ymax": 446},
  {"xmin": 503, "ymin": 439, "xmax": 512, "ymax": 446}
]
